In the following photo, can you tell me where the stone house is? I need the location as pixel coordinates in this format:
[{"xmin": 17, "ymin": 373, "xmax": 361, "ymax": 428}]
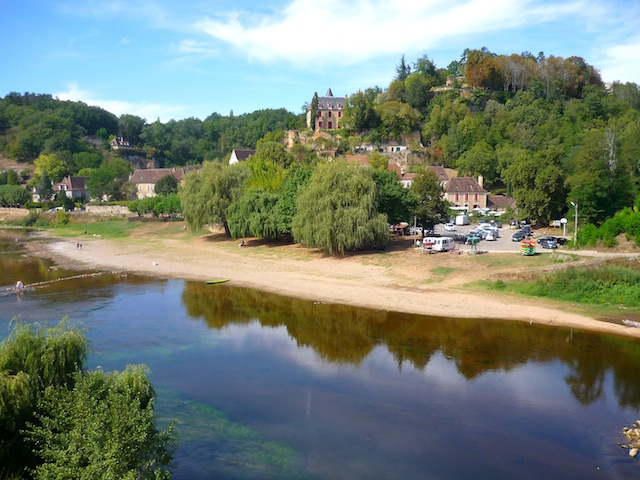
[
  {"xmin": 128, "ymin": 167, "xmax": 198, "ymax": 199},
  {"xmin": 306, "ymin": 88, "xmax": 346, "ymax": 131},
  {"xmin": 444, "ymin": 177, "xmax": 487, "ymax": 212},
  {"xmin": 52, "ymin": 176, "xmax": 89, "ymax": 199}
]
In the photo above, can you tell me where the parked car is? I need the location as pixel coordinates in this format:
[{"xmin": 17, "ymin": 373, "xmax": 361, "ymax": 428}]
[
  {"xmin": 511, "ymin": 231, "xmax": 525, "ymax": 242},
  {"xmin": 409, "ymin": 226, "xmax": 423, "ymax": 236},
  {"xmin": 521, "ymin": 225, "xmax": 532, "ymax": 236},
  {"xmin": 539, "ymin": 237, "xmax": 558, "ymax": 249},
  {"xmin": 444, "ymin": 222, "xmax": 456, "ymax": 231},
  {"xmin": 537, "ymin": 235, "xmax": 567, "ymax": 245},
  {"xmin": 485, "ymin": 231, "xmax": 496, "ymax": 241}
]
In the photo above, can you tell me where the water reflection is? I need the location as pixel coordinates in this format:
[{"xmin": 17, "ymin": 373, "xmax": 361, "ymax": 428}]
[
  {"xmin": 182, "ymin": 281, "xmax": 640, "ymax": 409},
  {"xmin": 3, "ymin": 233, "xmax": 640, "ymax": 478}
]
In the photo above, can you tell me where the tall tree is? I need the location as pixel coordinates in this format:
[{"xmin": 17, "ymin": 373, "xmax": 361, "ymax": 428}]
[
  {"xmin": 179, "ymin": 161, "xmax": 250, "ymax": 236},
  {"xmin": 310, "ymin": 92, "xmax": 319, "ymax": 131},
  {"xmin": 395, "ymin": 54, "xmax": 411, "ymax": 82},
  {"xmin": 292, "ymin": 161, "xmax": 389, "ymax": 254},
  {"xmin": 410, "ymin": 170, "xmax": 449, "ymax": 229}
]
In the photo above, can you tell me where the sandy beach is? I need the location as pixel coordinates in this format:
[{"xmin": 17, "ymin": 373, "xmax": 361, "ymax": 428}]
[{"xmin": 26, "ymin": 224, "xmax": 640, "ymax": 340}]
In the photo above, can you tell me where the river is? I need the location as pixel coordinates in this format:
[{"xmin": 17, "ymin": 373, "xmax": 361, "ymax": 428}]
[{"xmin": 1, "ymin": 232, "xmax": 639, "ymax": 479}]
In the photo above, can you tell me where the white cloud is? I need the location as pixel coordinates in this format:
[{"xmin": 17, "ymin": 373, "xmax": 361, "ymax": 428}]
[
  {"xmin": 598, "ymin": 36, "xmax": 640, "ymax": 84},
  {"xmin": 54, "ymin": 83, "xmax": 187, "ymax": 122},
  {"xmin": 194, "ymin": 0, "xmax": 589, "ymax": 68}
]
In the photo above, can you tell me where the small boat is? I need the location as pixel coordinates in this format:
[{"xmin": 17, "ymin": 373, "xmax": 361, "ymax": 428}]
[{"xmin": 205, "ymin": 279, "xmax": 229, "ymax": 285}]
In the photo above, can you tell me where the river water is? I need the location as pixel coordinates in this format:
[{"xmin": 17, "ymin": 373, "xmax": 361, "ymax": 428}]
[{"xmin": 1, "ymin": 232, "xmax": 640, "ymax": 479}]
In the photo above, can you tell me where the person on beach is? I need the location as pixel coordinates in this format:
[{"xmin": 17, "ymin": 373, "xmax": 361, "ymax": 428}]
[{"xmin": 15, "ymin": 280, "xmax": 24, "ymax": 291}]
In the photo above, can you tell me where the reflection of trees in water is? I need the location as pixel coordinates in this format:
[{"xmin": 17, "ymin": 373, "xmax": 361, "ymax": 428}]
[{"xmin": 181, "ymin": 282, "xmax": 640, "ymax": 408}]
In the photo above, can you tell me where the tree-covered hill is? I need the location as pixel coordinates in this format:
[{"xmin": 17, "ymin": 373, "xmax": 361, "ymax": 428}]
[{"xmin": 2, "ymin": 47, "xmax": 640, "ymax": 228}]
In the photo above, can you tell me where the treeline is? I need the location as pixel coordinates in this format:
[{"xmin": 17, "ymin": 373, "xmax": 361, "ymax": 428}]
[
  {"xmin": 339, "ymin": 48, "xmax": 640, "ymax": 225},
  {"xmin": 2, "ymin": 47, "xmax": 640, "ymax": 230},
  {"xmin": 179, "ymin": 142, "xmax": 447, "ymax": 254},
  {"xmin": 0, "ymin": 92, "xmax": 304, "ymax": 167}
]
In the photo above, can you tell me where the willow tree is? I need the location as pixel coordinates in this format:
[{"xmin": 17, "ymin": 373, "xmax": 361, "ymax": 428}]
[
  {"xmin": 0, "ymin": 320, "xmax": 89, "ymax": 475},
  {"xmin": 179, "ymin": 161, "xmax": 250, "ymax": 236},
  {"xmin": 292, "ymin": 161, "xmax": 389, "ymax": 255}
]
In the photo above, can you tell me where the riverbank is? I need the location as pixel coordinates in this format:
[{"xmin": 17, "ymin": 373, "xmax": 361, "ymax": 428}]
[{"xmin": 21, "ymin": 224, "xmax": 640, "ymax": 339}]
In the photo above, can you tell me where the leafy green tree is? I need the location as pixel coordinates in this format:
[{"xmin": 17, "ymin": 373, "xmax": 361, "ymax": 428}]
[
  {"xmin": 155, "ymin": 175, "xmax": 179, "ymax": 196},
  {"xmin": 395, "ymin": 54, "xmax": 411, "ymax": 81},
  {"xmin": 118, "ymin": 114, "xmax": 145, "ymax": 145},
  {"xmin": 368, "ymin": 151, "xmax": 388, "ymax": 170},
  {"xmin": 310, "ymin": 92, "xmax": 319, "ymax": 131},
  {"xmin": 371, "ymin": 169, "xmax": 417, "ymax": 225},
  {"xmin": 34, "ymin": 153, "xmax": 67, "ymax": 183},
  {"xmin": 36, "ymin": 169, "xmax": 53, "ymax": 201},
  {"xmin": 342, "ymin": 88, "xmax": 380, "ymax": 132},
  {"xmin": 274, "ymin": 164, "xmax": 315, "ymax": 233},
  {"xmin": 0, "ymin": 320, "xmax": 90, "ymax": 475},
  {"xmin": 410, "ymin": 170, "xmax": 449, "ymax": 229},
  {"xmin": 29, "ymin": 365, "xmax": 175, "ymax": 480},
  {"xmin": 227, "ymin": 189, "xmax": 281, "ymax": 239},
  {"xmin": 179, "ymin": 161, "xmax": 250, "ymax": 236},
  {"xmin": 456, "ymin": 140, "xmax": 498, "ymax": 185},
  {"xmin": 292, "ymin": 161, "xmax": 389, "ymax": 254},
  {"xmin": 0, "ymin": 184, "xmax": 31, "ymax": 207},
  {"xmin": 503, "ymin": 149, "xmax": 566, "ymax": 223},
  {"xmin": 376, "ymin": 101, "xmax": 419, "ymax": 139}
]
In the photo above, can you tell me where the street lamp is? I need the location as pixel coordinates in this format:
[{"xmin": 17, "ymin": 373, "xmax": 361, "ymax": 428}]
[{"xmin": 570, "ymin": 202, "xmax": 578, "ymax": 244}]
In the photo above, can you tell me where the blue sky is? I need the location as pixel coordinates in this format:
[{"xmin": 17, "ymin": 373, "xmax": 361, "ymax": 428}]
[{"xmin": 2, "ymin": 0, "xmax": 640, "ymax": 123}]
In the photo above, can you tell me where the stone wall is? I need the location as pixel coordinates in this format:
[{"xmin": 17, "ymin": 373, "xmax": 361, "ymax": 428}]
[
  {"xmin": 0, "ymin": 207, "xmax": 29, "ymax": 221},
  {"xmin": 85, "ymin": 205, "xmax": 130, "ymax": 216}
]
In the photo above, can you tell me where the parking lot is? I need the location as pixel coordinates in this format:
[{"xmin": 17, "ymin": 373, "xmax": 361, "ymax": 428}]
[{"xmin": 428, "ymin": 223, "xmax": 562, "ymax": 254}]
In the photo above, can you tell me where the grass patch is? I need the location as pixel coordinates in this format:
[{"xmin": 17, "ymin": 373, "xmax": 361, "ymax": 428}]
[
  {"xmin": 488, "ymin": 259, "xmax": 640, "ymax": 308},
  {"xmin": 52, "ymin": 220, "xmax": 138, "ymax": 239},
  {"xmin": 431, "ymin": 266, "xmax": 457, "ymax": 277}
]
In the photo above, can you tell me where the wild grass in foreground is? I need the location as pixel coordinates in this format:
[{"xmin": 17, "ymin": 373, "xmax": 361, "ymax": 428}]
[{"xmin": 487, "ymin": 259, "xmax": 640, "ymax": 308}]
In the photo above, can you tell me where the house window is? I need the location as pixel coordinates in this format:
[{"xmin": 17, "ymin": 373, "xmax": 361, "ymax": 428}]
[
  {"xmin": 465, "ymin": 194, "xmax": 469, "ymax": 201},
  {"xmin": 474, "ymin": 194, "xmax": 478, "ymax": 201},
  {"xmin": 318, "ymin": 121, "xmax": 323, "ymax": 128},
  {"xmin": 138, "ymin": 185, "xmax": 142, "ymax": 191},
  {"xmin": 317, "ymin": 112, "xmax": 321, "ymax": 117},
  {"xmin": 338, "ymin": 111, "xmax": 342, "ymax": 118},
  {"xmin": 328, "ymin": 111, "xmax": 332, "ymax": 117},
  {"xmin": 147, "ymin": 185, "xmax": 151, "ymax": 191},
  {"xmin": 328, "ymin": 121, "xmax": 333, "ymax": 129},
  {"xmin": 455, "ymin": 194, "xmax": 459, "ymax": 202}
]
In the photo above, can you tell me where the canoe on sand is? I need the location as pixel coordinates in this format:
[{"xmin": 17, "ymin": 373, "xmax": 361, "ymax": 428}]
[{"xmin": 205, "ymin": 279, "xmax": 229, "ymax": 285}]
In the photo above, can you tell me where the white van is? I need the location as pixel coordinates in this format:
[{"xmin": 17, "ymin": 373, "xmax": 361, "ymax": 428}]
[
  {"xmin": 422, "ymin": 236, "xmax": 455, "ymax": 252},
  {"xmin": 455, "ymin": 214, "xmax": 470, "ymax": 226}
]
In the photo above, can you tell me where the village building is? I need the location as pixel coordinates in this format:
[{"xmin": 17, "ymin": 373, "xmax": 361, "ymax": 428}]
[
  {"xmin": 52, "ymin": 176, "xmax": 89, "ymax": 200},
  {"xmin": 444, "ymin": 176, "xmax": 488, "ymax": 212},
  {"xmin": 110, "ymin": 137, "xmax": 131, "ymax": 150},
  {"xmin": 307, "ymin": 88, "xmax": 346, "ymax": 131},
  {"xmin": 229, "ymin": 149, "xmax": 256, "ymax": 165},
  {"xmin": 128, "ymin": 167, "xmax": 198, "ymax": 199}
]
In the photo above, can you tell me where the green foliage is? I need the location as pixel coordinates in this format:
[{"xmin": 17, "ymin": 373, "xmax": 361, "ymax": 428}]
[
  {"xmin": 227, "ymin": 189, "xmax": 281, "ymax": 239},
  {"xmin": 0, "ymin": 319, "xmax": 89, "ymax": 475},
  {"xmin": 410, "ymin": 170, "xmax": 449, "ymax": 228},
  {"xmin": 53, "ymin": 209, "xmax": 69, "ymax": 225},
  {"xmin": 292, "ymin": 161, "xmax": 389, "ymax": 255},
  {"xmin": 36, "ymin": 169, "xmax": 53, "ymax": 202},
  {"xmin": 29, "ymin": 366, "xmax": 176, "ymax": 480},
  {"xmin": 179, "ymin": 161, "xmax": 250, "ymax": 236},
  {"xmin": 511, "ymin": 260, "xmax": 640, "ymax": 307},
  {"xmin": 371, "ymin": 168, "xmax": 416, "ymax": 225},
  {"xmin": 155, "ymin": 175, "xmax": 179, "ymax": 196},
  {"xmin": 0, "ymin": 184, "xmax": 31, "ymax": 207},
  {"xmin": 0, "ymin": 320, "xmax": 175, "ymax": 478}
]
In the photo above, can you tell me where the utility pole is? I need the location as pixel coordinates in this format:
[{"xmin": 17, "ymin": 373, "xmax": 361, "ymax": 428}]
[{"xmin": 570, "ymin": 202, "xmax": 578, "ymax": 244}]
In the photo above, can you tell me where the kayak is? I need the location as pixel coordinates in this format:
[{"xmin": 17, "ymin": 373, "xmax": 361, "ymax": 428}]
[{"xmin": 205, "ymin": 279, "xmax": 229, "ymax": 285}]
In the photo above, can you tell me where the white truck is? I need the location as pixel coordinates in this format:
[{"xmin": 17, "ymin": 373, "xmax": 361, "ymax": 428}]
[{"xmin": 422, "ymin": 236, "xmax": 455, "ymax": 252}]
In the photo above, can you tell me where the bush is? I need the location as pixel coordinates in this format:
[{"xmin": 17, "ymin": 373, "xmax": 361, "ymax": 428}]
[{"xmin": 54, "ymin": 210, "xmax": 69, "ymax": 225}]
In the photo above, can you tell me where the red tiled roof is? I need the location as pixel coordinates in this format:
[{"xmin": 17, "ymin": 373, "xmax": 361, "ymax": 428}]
[{"xmin": 487, "ymin": 194, "xmax": 515, "ymax": 209}]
